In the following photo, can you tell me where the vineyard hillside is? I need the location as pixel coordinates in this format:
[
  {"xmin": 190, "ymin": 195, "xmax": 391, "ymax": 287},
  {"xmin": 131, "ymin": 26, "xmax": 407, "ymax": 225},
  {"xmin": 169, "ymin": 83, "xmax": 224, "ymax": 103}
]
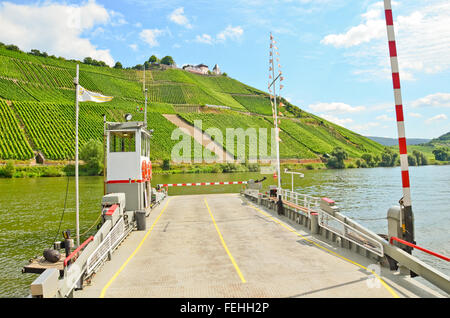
[{"xmin": 0, "ymin": 46, "xmax": 385, "ymax": 162}]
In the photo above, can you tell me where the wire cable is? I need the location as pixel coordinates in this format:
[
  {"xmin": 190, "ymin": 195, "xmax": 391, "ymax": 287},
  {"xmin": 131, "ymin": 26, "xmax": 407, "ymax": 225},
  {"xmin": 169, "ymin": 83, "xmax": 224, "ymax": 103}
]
[{"xmin": 50, "ymin": 175, "xmax": 70, "ymax": 248}]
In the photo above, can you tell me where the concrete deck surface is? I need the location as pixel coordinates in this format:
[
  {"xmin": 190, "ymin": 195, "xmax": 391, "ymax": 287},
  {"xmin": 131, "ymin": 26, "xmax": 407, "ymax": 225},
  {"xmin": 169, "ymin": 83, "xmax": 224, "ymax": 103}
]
[{"xmin": 75, "ymin": 193, "xmax": 442, "ymax": 298}]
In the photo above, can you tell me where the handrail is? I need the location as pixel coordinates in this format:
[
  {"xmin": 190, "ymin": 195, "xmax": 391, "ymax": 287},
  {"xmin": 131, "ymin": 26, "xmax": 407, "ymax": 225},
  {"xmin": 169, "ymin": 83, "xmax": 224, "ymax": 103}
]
[
  {"xmin": 390, "ymin": 237, "xmax": 450, "ymax": 262},
  {"xmin": 64, "ymin": 236, "xmax": 94, "ymax": 267}
]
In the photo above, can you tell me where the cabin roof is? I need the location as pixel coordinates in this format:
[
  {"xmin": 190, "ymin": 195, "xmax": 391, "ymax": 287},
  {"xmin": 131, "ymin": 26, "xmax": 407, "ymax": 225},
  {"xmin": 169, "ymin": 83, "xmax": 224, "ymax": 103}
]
[{"xmin": 106, "ymin": 121, "xmax": 148, "ymax": 132}]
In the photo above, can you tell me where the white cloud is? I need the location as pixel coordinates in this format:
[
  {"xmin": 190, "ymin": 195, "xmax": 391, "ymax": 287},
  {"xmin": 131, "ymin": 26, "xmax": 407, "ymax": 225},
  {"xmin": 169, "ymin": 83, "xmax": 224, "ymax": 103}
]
[
  {"xmin": 195, "ymin": 34, "xmax": 214, "ymax": 45},
  {"xmin": 322, "ymin": 1, "xmax": 450, "ymax": 80},
  {"xmin": 307, "ymin": 102, "xmax": 365, "ymax": 114},
  {"xmin": 129, "ymin": 44, "xmax": 138, "ymax": 51},
  {"xmin": 411, "ymin": 93, "xmax": 450, "ymax": 108},
  {"xmin": 168, "ymin": 7, "xmax": 192, "ymax": 29},
  {"xmin": 350, "ymin": 122, "xmax": 381, "ymax": 133},
  {"xmin": 321, "ymin": 3, "xmax": 385, "ymax": 48},
  {"xmin": 376, "ymin": 114, "xmax": 394, "ymax": 122},
  {"xmin": 320, "ymin": 114, "xmax": 354, "ymax": 127},
  {"xmin": 0, "ymin": 1, "xmax": 115, "ymax": 66},
  {"xmin": 140, "ymin": 29, "xmax": 165, "ymax": 47},
  {"xmin": 409, "ymin": 112, "xmax": 422, "ymax": 118},
  {"xmin": 217, "ymin": 25, "xmax": 244, "ymax": 42},
  {"xmin": 194, "ymin": 25, "xmax": 244, "ymax": 45},
  {"xmin": 425, "ymin": 114, "xmax": 447, "ymax": 124}
]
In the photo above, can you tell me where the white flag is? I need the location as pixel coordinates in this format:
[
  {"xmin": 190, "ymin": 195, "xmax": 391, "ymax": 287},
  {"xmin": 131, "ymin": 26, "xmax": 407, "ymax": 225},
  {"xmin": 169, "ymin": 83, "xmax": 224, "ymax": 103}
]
[{"xmin": 78, "ymin": 86, "xmax": 113, "ymax": 103}]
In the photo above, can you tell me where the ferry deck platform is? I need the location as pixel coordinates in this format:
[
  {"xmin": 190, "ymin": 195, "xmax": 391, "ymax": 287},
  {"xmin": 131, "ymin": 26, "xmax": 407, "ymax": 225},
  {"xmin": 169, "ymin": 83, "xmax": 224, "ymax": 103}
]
[{"xmin": 75, "ymin": 193, "xmax": 443, "ymax": 298}]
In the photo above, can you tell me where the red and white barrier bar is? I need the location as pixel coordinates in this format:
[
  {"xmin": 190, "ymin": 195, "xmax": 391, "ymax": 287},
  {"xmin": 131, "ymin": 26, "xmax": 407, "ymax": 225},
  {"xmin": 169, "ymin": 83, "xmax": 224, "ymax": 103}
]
[
  {"xmin": 158, "ymin": 181, "xmax": 248, "ymax": 188},
  {"xmin": 384, "ymin": 0, "xmax": 412, "ymax": 208}
]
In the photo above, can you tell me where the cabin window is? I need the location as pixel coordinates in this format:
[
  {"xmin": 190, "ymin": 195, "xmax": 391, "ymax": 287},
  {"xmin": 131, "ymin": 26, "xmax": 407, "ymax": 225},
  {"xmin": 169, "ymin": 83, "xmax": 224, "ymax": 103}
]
[
  {"xmin": 141, "ymin": 132, "xmax": 151, "ymax": 157},
  {"xmin": 110, "ymin": 131, "xmax": 136, "ymax": 152}
]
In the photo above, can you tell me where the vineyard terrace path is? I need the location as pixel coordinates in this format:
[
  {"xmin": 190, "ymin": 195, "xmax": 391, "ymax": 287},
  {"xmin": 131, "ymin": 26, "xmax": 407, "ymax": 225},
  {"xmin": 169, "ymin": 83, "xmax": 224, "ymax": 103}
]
[{"xmin": 163, "ymin": 114, "xmax": 235, "ymax": 162}]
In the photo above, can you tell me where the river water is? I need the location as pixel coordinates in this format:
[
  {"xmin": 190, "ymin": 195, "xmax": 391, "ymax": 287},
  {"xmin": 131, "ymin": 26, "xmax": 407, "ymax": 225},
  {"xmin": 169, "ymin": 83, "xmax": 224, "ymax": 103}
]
[{"xmin": 0, "ymin": 165, "xmax": 448, "ymax": 297}]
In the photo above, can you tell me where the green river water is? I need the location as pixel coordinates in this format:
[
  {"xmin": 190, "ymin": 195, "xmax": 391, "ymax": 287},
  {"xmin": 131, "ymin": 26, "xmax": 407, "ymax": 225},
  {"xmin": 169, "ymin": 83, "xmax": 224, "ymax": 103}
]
[{"xmin": 0, "ymin": 165, "xmax": 449, "ymax": 297}]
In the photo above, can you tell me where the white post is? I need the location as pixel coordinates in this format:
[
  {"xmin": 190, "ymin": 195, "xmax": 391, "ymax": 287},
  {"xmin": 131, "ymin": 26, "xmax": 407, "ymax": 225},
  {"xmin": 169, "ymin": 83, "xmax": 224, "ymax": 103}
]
[
  {"xmin": 74, "ymin": 64, "xmax": 80, "ymax": 247},
  {"xmin": 291, "ymin": 173, "xmax": 294, "ymax": 192}
]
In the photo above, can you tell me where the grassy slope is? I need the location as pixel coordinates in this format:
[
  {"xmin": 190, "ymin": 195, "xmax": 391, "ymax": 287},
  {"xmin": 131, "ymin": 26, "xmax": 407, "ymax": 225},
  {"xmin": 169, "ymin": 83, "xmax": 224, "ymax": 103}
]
[{"xmin": 0, "ymin": 46, "xmax": 384, "ymax": 161}]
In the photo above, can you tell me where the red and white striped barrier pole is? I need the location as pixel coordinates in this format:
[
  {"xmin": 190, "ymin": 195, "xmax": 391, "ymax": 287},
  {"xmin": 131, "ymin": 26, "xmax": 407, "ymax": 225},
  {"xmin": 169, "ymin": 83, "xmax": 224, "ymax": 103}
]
[
  {"xmin": 383, "ymin": 0, "xmax": 415, "ymax": 252},
  {"xmin": 158, "ymin": 181, "xmax": 248, "ymax": 188}
]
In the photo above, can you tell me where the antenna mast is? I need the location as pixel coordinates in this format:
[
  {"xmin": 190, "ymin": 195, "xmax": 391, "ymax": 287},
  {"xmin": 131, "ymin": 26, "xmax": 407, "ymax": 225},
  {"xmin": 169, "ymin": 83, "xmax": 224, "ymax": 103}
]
[{"xmin": 268, "ymin": 32, "xmax": 285, "ymax": 191}]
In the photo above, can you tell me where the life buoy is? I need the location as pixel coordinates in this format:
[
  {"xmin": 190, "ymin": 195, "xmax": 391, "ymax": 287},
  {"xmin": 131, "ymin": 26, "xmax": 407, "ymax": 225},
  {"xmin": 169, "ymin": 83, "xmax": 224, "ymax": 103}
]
[{"xmin": 142, "ymin": 161, "xmax": 147, "ymax": 180}]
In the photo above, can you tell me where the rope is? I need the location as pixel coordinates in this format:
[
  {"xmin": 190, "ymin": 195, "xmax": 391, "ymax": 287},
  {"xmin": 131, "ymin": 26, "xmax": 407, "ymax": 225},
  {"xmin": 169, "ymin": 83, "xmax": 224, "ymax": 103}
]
[
  {"xmin": 80, "ymin": 212, "xmax": 103, "ymax": 237},
  {"xmin": 351, "ymin": 217, "xmax": 387, "ymax": 221},
  {"xmin": 50, "ymin": 175, "xmax": 70, "ymax": 248}
]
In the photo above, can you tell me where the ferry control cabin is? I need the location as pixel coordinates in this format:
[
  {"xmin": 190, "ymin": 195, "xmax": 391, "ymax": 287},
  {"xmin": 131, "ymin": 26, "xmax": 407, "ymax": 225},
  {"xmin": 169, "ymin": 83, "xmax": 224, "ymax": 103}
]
[{"xmin": 106, "ymin": 122, "xmax": 152, "ymax": 212}]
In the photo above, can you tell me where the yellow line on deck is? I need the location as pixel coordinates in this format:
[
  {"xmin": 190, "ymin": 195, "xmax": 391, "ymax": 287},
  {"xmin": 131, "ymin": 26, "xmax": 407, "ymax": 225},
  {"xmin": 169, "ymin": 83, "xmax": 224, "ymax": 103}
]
[
  {"xmin": 99, "ymin": 198, "xmax": 173, "ymax": 298},
  {"xmin": 248, "ymin": 203, "xmax": 399, "ymax": 298},
  {"xmin": 204, "ymin": 198, "xmax": 246, "ymax": 283}
]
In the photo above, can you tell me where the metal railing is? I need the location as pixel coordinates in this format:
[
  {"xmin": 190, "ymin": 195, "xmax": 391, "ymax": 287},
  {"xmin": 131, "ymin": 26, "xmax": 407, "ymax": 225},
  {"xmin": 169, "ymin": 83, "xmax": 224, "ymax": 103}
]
[
  {"xmin": 318, "ymin": 210, "xmax": 384, "ymax": 257},
  {"xmin": 86, "ymin": 216, "xmax": 131, "ymax": 276},
  {"xmin": 279, "ymin": 189, "xmax": 320, "ymax": 216}
]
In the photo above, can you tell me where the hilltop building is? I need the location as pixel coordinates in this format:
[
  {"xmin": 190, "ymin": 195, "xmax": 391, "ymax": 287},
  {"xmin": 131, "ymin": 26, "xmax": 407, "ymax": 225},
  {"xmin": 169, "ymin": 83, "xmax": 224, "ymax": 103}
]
[
  {"xmin": 213, "ymin": 64, "xmax": 221, "ymax": 75},
  {"xmin": 183, "ymin": 64, "xmax": 209, "ymax": 75},
  {"xmin": 182, "ymin": 64, "xmax": 221, "ymax": 75}
]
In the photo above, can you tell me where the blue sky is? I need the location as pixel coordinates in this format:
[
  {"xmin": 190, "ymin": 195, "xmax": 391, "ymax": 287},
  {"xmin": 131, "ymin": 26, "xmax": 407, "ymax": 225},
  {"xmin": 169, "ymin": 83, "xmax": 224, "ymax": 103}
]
[{"xmin": 0, "ymin": 0, "xmax": 449, "ymax": 139}]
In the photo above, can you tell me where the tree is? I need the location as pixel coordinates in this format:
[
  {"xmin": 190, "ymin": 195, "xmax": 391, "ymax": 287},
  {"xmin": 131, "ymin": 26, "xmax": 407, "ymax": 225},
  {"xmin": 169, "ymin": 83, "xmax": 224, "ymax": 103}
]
[
  {"xmin": 412, "ymin": 150, "xmax": 428, "ymax": 166},
  {"xmin": 144, "ymin": 61, "xmax": 150, "ymax": 70},
  {"xmin": 148, "ymin": 55, "xmax": 159, "ymax": 64},
  {"xmin": 408, "ymin": 155, "xmax": 417, "ymax": 166},
  {"xmin": 80, "ymin": 139, "xmax": 104, "ymax": 175},
  {"xmin": 114, "ymin": 62, "xmax": 123, "ymax": 69},
  {"xmin": 326, "ymin": 147, "xmax": 348, "ymax": 169},
  {"xmin": 162, "ymin": 158, "xmax": 171, "ymax": 171},
  {"xmin": 361, "ymin": 153, "xmax": 375, "ymax": 167},
  {"xmin": 160, "ymin": 56, "xmax": 175, "ymax": 65},
  {"xmin": 84, "ymin": 57, "xmax": 93, "ymax": 65},
  {"xmin": 379, "ymin": 148, "xmax": 398, "ymax": 167},
  {"xmin": 432, "ymin": 148, "xmax": 449, "ymax": 161},
  {"xmin": 5, "ymin": 44, "xmax": 20, "ymax": 52},
  {"xmin": 132, "ymin": 64, "xmax": 144, "ymax": 70}
]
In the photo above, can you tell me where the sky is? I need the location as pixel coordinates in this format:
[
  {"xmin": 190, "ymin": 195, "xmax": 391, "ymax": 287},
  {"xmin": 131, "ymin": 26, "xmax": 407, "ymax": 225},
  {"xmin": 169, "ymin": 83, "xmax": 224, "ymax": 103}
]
[{"xmin": 0, "ymin": 0, "xmax": 449, "ymax": 139}]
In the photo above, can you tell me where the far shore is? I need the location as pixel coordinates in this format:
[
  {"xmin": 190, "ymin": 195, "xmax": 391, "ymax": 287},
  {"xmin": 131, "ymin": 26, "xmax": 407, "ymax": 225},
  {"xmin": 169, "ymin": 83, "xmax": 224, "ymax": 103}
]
[{"xmin": 0, "ymin": 159, "xmax": 448, "ymax": 179}]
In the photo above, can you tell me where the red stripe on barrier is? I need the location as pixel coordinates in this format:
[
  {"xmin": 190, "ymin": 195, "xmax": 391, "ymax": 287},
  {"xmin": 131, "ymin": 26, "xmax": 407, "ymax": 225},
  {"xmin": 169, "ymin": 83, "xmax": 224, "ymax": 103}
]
[
  {"xmin": 392, "ymin": 73, "xmax": 401, "ymax": 89},
  {"xmin": 390, "ymin": 237, "xmax": 450, "ymax": 262},
  {"xmin": 64, "ymin": 236, "xmax": 94, "ymax": 267},
  {"xmin": 107, "ymin": 180, "xmax": 145, "ymax": 184},
  {"xmin": 398, "ymin": 137, "xmax": 407, "ymax": 155},
  {"xmin": 388, "ymin": 41, "xmax": 397, "ymax": 57},
  {"xmin": 385, "ymin": 9, "xmax": 394, "ymax": 25},
  {"xmin": 395, "ymin": 105, "xmax": 404, "ymax": 122},
  {"xmin": 401, "ymin": 170, "xmax": 410, "ymax": 188},
  {"xmin": 106, "ymin": 204, "xmax": 118, "ymax": 216}
]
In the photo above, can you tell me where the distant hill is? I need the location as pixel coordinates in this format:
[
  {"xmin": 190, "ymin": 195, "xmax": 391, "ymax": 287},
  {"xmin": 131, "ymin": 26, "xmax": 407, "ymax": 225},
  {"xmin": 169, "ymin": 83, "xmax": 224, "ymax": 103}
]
[
  {"xmin": 426, "ymin": 132, "xmax": 450, "ymax": 147},
  {"xmin": 0, "ymin": 44, "xmax": 385, "ymax": 161},
  {"xmin": 365, "ymin": 136, "xmax": 431, "ymax": 146}
]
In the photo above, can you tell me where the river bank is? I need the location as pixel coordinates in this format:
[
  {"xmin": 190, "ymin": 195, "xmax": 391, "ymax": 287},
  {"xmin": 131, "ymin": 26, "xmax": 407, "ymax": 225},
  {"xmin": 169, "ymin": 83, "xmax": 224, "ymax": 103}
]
[{"xmin": 0, "ymin": 158, "xmax": 449, "ymax": 178}]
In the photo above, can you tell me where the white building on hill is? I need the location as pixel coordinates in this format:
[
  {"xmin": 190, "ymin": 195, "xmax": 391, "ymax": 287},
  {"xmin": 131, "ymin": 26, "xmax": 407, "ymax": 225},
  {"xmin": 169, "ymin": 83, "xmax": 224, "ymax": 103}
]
[{"xmin": 183, "ymin": 64, "xmax": 209, "ymax": 75}]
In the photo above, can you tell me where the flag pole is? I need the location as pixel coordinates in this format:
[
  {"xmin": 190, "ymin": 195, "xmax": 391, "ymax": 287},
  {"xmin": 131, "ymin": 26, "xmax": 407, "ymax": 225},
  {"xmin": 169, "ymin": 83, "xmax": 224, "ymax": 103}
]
[{"xmin": 74, "ymin": 64, "xmax": 80, "ymax": 247}]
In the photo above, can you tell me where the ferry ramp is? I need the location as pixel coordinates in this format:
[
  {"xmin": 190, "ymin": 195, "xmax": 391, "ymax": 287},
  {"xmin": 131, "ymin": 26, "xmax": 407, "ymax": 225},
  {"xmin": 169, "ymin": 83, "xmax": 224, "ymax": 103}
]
[{"xmin": 75, "ymin": 193, "xmax": 441, "ymax": 298}]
